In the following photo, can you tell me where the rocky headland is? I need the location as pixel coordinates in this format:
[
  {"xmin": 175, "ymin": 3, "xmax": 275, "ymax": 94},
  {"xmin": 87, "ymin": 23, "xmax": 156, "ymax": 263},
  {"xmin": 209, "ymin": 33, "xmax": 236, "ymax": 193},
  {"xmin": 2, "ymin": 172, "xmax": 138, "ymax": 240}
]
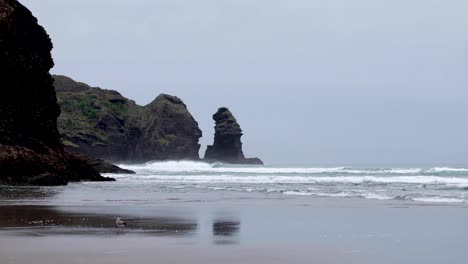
[
  {"xmin": 0, "ymin": 0, "xmax": 123, "ymax": 185},
  {"xmin": 204, "ymin": 107, "xmax": 263, "ymax": 165},
  {"xmin": 0, "ymin": 0, "xmax": 262, "ymax": 179},
  {"xmin": 54, "ymin": 75, "xmax": 202, "ymax": 163}
]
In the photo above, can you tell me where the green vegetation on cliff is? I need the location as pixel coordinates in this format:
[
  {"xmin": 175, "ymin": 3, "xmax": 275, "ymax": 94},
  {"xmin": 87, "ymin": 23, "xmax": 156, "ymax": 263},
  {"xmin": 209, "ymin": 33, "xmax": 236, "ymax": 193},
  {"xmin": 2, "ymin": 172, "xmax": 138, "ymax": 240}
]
[{"xmin": 54, "ymin": 75, "xmax": 202, "ymax": 162}]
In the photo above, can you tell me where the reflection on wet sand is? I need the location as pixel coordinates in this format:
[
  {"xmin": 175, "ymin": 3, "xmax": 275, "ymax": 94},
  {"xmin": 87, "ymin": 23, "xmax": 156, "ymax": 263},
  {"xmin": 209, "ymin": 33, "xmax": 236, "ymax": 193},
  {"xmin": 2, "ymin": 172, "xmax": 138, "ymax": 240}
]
[
  {"xmin": 0, "ymin": 186, "xmax": 61, "ymax": 202},
  {"xmin": 213, "ymin": 220, "xmax": 240, "ymax": 245},
  {"xmin": 0, "ymin": 205, "xmax": 197, "ymax": 237},
  {"xmin": 0, "ymin": 205, "xmax": 242, "ymax": 243}
]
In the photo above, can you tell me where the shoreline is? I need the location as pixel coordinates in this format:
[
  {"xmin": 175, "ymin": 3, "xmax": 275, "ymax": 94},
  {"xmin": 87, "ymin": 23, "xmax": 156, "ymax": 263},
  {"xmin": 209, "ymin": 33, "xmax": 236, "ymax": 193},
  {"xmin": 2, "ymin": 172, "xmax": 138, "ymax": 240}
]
[{"xmin": 1, "ymin": 181, "xmax": 467, "ymax": 208}]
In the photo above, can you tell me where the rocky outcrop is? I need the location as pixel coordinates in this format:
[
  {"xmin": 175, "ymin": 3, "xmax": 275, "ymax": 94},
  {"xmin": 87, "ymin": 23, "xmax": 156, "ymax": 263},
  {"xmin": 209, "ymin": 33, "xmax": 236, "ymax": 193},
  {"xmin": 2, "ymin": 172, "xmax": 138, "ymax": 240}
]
[
  {"xmin": 204, "ymin": 107, "xmax": 263, "ymax": 165},
  {"xmin": 77, "ymin": 155, "xmax": 135, "ymax": 174},
  {"xmin": 54, "ymin": 75, "xmax": 202, "ymax": 162},
  {"xmin": 0, "ymin": 0, "xmax": 116, "ymax": 185}
]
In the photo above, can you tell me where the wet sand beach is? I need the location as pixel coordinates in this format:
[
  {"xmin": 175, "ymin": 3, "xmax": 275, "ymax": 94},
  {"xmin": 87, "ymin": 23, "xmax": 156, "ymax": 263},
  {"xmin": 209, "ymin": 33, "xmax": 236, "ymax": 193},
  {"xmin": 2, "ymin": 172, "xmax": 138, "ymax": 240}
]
[
  {"xmin": 1, "ymin": 189, "xmax": 468, "ymax": 264},
  {"xmin": 1, "ymin": 235, "xmax": 351, "ymax": 264}
]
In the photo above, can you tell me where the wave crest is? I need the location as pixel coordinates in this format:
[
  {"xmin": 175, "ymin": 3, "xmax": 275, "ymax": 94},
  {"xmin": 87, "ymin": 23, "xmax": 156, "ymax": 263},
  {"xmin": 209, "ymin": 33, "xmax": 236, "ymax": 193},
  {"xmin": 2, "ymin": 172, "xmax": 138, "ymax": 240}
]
[{"xmin": 118, "ymin": 161, "xmax": 468, "ymax": 175}]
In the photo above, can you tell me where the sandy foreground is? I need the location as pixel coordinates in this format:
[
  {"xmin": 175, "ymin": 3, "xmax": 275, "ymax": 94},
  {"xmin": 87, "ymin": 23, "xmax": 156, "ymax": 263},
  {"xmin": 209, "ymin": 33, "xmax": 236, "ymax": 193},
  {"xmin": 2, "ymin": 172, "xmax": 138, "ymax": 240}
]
[
  {"xmin": 0, "ymin": 236, "xmax": 353, "ymax": 264},
  {"xmin": 0, "ymin": 197, "xmax": 467, "ymax": 264}
]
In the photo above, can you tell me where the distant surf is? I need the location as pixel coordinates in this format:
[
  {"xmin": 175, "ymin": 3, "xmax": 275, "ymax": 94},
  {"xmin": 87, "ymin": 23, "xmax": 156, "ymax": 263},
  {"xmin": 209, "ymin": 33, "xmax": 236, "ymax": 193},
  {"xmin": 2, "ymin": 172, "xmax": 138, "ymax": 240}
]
[{"xmin": 113, "ymin": 161, "xmax": 468, "ymax": 204}]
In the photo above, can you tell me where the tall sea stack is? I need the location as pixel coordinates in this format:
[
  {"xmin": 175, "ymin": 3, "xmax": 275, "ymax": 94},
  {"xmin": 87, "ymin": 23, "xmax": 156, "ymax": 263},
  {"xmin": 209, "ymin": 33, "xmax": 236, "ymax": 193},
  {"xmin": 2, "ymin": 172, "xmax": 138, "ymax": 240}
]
[
  {"xmin": 204, "ymin": 107, "xmax": 263, "ymax": 165},
  {"xmin": 0, "ymin": 0, "xmax": 114, "ymax": 185}
]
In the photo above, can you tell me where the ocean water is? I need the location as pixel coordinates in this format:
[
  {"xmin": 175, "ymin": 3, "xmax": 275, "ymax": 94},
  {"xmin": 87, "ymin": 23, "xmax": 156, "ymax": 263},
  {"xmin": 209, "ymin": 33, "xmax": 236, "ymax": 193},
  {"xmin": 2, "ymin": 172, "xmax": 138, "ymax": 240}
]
[
  {"xmin": 101, "ymin": 161, "xmax": 468, "ymax": 204},
  {"xmin": 2, "ymin": 161, "xmax": 468, "ymax": 264}
]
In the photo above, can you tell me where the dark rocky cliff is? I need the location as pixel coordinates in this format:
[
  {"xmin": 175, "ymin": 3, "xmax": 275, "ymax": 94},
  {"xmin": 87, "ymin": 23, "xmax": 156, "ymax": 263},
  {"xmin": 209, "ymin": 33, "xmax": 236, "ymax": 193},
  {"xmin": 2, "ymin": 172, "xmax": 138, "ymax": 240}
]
[
  {"xmin": 0, "ymin": 0, "xmax": 61, "ymax": 150},
  {"xmin": 54, "ymin": 75, "xmax": 202, "ymax": 162},
  {"xmin": 0, "ymin": 0, "xmax": 116, "ymax": 185},
  {"xmin": 204, "ymin": 107, "xmax": 263, "ymax": 165}
]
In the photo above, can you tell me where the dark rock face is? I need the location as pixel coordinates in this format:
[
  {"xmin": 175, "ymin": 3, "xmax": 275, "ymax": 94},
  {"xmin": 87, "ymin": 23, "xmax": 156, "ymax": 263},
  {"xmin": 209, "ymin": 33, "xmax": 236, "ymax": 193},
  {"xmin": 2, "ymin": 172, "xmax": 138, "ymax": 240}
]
[
  {"xmin": 204, "ymin": 107, "xmax": 263, "ymax": 165},
  {"xmin": 54, "ymin": 75, "xmax": 202, "ymax": 162},
  {"xmin": 0, "ymin": 0, "xmax": 116, "ymax": 185},
  {"xmin": 0, "ymin": 145, "xmax": 69, "ymax": 186},
  {"xmin": 0, "ymin": 0, "xmax": 61, "ymax": 151},
  {"xmin": 77, "ymin": 154, "xmax": 135, "ymax": 174}
]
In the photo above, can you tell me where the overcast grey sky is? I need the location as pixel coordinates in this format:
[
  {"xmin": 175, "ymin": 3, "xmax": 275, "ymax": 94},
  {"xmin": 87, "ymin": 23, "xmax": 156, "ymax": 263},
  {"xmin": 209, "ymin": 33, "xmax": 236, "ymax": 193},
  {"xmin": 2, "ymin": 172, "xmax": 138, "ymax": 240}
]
[{"xmin": 23, "ymin": 0, "xmax": 468, "ymax": 165}]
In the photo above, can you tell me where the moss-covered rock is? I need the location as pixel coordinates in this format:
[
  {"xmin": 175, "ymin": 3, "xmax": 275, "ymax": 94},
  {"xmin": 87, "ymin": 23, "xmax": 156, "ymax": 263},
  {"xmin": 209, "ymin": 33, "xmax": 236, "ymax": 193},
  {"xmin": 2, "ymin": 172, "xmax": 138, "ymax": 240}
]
[{"xmin": 54, "ymin": 75, "xmax": 202, "ymax": 162}]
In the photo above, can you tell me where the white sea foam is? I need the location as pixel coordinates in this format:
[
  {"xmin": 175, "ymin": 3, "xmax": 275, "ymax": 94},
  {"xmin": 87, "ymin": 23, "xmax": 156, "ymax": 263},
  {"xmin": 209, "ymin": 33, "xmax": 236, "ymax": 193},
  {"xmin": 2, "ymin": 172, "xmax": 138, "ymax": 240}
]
[
  {"xmin": 110, "ymin": 161, "xmax": 468, "ymax": 204},
  {"xmin": 362, "ymin": 193, "xmax": 393, "ymax": 200},
  {"xmin": 118, "ymin": 162, "xmax": 468, "ymax": 175},
  {"xmin": 427, "ymin": 167, "xmax": 468, "ymax": 173},
  {"xmin": 412, "ymin": 197, "xmax": 465, "ymax": 203},
  {"xmin": 118, "ymin": 161, "xmax": 427, "ymax": 175},
  {"xmin": 283, "ymin": 191, "xmax": 313, "ymax": 196},
  {"xmin": 118, "ymin": 161, "xmax": 213, "ymax": 172},
  {"xmin": 282, "ymin": 191, "xmax": 462, "ymax": 203},
  {"xmin": 284, "ymin": 191, "xmax": 392, "ymax": 200},
  {"xmin": 313, "ymin": 192, "xmax": 353, "ymax": 198},
  {"xmin": 343, "ymin": 168, "xmax": 422, "ymax": 174},
  {"xmin": 113, "ymin": 174, "xmax": 468, "ymax": 186},
  {"xmin": 119, "ymin": 161, "xmax": 347, "ymax": 174}
]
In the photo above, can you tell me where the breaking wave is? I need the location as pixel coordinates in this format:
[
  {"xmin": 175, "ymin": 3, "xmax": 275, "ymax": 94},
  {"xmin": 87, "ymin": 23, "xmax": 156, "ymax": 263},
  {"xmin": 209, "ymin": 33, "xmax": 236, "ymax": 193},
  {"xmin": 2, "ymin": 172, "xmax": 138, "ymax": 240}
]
[
  {"xmin": 118, "ymin": 161, "xmax": 468, "ymax": 175},
  {"xmin": 112, "ymin": 174, "xmax": 468, "ymax": 186},
  {"xmin": 112, "ymin": 161, "xmax": 468, "ymax": 204}
]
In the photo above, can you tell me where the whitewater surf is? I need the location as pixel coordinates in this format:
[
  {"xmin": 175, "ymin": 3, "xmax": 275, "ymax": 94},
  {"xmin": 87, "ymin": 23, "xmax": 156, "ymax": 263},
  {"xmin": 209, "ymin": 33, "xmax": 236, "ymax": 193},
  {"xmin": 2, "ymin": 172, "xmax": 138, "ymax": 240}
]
[{"xmin": 106, "ymin": 161, "xmax": 468, "ymax": 204}]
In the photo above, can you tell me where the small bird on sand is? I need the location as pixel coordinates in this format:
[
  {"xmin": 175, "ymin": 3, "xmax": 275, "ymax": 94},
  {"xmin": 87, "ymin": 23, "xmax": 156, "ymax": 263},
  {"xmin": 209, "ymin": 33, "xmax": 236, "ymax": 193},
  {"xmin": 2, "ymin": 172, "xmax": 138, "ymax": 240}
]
[{"xmin": 115, "ymin": 217, "xmax": 127, "ymax": 228}]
